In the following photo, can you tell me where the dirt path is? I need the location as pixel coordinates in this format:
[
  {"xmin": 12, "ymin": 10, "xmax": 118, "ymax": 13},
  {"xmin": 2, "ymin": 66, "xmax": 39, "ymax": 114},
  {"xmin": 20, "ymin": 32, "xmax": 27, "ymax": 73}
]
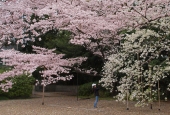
[{"xmin": 0, "ymin": 94, "xmax": 170, "ymax": 115}]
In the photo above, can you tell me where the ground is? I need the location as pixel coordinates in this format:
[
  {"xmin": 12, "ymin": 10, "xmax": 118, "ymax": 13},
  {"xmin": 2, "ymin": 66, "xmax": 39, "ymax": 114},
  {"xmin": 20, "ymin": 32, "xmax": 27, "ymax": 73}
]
[{"xmin": 0, "ymin": 92, "xmax": 170, "ymax": 115}]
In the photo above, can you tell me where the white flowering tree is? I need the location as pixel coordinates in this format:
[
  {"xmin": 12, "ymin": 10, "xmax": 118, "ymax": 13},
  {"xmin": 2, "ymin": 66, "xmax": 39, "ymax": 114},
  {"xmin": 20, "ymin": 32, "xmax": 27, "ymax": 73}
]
[{"xmin": 100, "ymin": 17, "xmax": 170, "ymax": 107}]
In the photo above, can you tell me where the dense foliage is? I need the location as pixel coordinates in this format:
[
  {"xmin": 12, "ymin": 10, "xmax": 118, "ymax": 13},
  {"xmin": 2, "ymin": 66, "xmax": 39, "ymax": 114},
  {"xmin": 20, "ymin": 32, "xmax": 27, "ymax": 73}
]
[
  {"xmin": 0, "ymin": 73, "xmax": 35, "ymax": 99},
  {"xmin": 78, "ymin": 82, "xmax": 111, "ymax": 98}
]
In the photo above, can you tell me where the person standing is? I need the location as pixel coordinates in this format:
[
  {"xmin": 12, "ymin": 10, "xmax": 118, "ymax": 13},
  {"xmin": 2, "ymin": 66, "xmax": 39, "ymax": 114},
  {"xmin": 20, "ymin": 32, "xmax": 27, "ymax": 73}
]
[{"xmin": 92, "ymin": 83, "xmax": 99, "ymax": 108}]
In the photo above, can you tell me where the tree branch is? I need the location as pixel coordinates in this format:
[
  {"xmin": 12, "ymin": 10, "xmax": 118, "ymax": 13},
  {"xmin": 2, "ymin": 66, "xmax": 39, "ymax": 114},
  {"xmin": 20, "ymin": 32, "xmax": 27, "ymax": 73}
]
[{"xmin": 62, "ymin": 65, "xmax": 101, "ymax": 77}]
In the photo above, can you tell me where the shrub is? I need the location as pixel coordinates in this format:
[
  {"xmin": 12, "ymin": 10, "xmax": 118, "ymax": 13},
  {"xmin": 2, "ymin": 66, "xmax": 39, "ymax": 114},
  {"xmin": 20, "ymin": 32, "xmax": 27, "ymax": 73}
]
[
  {"xmin": 99, "ymin": 90, "xmax": 112, "ymax": 98},
  {"xmin": 0, "ymin": 65, "xmax": 11, "ymax": 73},
  {"xmin": 0, "ymin": 74, "xmax": 35, "ymax": 99},
  {"xmin": 78, "ymin": 82, "xmax": 112, "ymax": 98},
  {"xmin": 78, "ymin": 82, "xmax": 94, "ymax": 96},
  {"xmin": 0, "ymin": 96, "xmax": 9, "ymax": 100}
]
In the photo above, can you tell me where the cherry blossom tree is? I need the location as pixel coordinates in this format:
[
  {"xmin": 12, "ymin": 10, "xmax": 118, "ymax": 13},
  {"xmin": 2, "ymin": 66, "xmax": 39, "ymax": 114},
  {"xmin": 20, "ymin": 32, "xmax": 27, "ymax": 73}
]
[
  {"xmin": 0, "ymin": 0, "xmax": 97, "ymax": 92},
  {"xmin": 0, "ymin": 46, "xmax": 87, "ymax": 92},
  {"xmin": 1, "ymin": 0, "xmax": 170, "ymax": 57}
]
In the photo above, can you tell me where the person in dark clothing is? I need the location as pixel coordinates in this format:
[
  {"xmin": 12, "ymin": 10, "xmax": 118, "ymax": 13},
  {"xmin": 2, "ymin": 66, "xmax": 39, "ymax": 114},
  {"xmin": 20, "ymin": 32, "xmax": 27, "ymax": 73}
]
[{"xmin": 92, "ymin": 83, "xmax": 99, "ymax": 108}]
